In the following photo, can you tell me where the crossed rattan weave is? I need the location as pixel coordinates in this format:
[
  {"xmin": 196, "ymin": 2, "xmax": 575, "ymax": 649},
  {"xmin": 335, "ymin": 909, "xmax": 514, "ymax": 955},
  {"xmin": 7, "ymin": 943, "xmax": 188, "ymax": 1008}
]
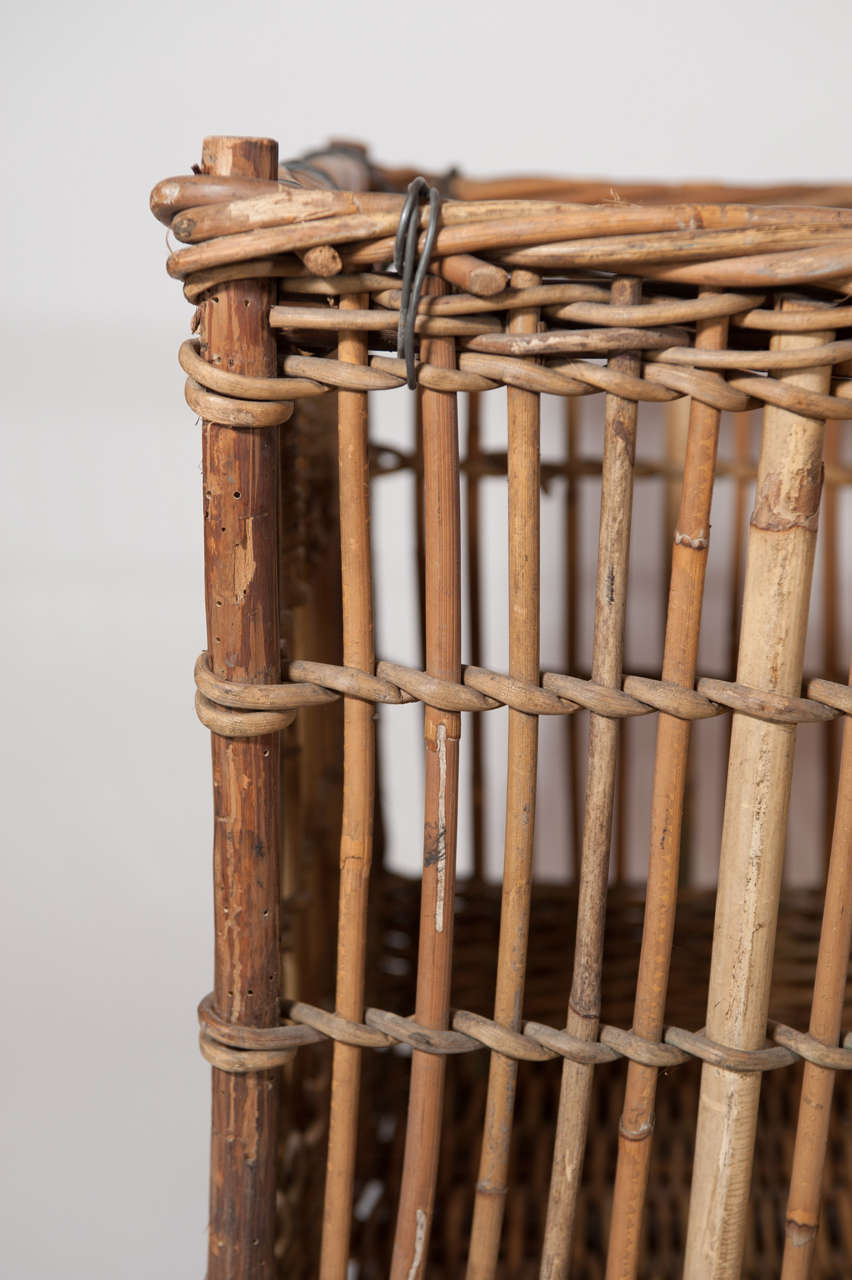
[{"xmin": 152, "ymin": 137, "xmax": 852, "ymax": 1278}]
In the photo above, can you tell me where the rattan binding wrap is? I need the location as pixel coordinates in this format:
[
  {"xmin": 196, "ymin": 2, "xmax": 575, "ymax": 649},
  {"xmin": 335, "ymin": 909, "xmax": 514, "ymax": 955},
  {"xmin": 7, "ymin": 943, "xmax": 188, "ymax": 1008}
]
[{"xmin": 151, "ymin": 138, "xmax": 852, "ymax": 1279}]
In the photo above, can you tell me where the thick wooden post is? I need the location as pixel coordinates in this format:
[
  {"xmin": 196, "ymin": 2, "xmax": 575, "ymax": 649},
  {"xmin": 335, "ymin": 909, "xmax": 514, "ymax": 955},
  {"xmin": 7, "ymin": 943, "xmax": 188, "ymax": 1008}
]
[{"xmin": 200, "ymin": 135, "xmax": 283, "ymax": 1280}]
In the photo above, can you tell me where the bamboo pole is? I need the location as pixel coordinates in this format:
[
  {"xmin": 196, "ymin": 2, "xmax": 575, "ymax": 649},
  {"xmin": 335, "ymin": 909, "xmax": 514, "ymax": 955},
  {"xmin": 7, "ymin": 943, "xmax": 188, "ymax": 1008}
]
[
  {"xmin": 683, "ymin": 299, "xmax": 835, "ymax": 1278},
  {"xmin": 201, "ymin": 135, "xmax": 283, "ymax": 1280},
  {"xmin": 389, "ymin": 279, "xmax": 461, "ymax": 1280},
  {"xmin": 605, "ymin": 299, "xmax": 730, "ymax": 1279},
  {"xmin": 318, "ymin": 294, "xmax": 375, "ymax": 1278},
  {"xmin": 782, "ymin": 656, "xmax": 852, "ymax": 1277},
  {"xmin": 540, "ymin": 277, "xmax": 641, "ymax": 1279},
  {"xmin": 466, "ymin": 269, "xmax": 541, "ymax": 1278}
]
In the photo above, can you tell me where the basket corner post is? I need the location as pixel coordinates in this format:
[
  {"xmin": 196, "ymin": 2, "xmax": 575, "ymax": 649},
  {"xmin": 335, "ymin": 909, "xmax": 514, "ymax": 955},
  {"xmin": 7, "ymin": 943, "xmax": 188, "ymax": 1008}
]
[{"xmin": 196, "ymin": 134, "xmax": 288, "ymax": 1280}]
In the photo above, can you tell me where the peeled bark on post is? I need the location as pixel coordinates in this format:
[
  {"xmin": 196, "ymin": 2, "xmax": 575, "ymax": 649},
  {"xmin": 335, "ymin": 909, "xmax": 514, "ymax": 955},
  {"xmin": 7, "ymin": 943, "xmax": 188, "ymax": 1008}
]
[
  {"xmin": 683, "ymin": 299, "xmax": 835, "ymax": 1278},
  {"xmin": 201, "ymin": 135, "xmax": 284, "ymax": 1280}
]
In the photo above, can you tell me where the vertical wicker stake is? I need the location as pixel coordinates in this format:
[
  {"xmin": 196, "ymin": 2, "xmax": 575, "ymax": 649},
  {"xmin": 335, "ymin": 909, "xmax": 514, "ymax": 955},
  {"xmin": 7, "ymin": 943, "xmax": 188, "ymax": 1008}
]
[
  {"xmin": 663, "ymin": 396, "xmax": 690, "ymax": 637},
  {"xmin": 729, "ymin": 411, "xmax": 752, "ymax": 678},
  {"xmin": 820, "ymin": 421, "xmax": 841, "ymax": 867},
  {"xmin": 683, "ymin": 300, "xmax": 835, "ymax": 1278},
  {"xmin": 467, "ymin": 392, "xmax": 486, "ymax": 881},
  {"xmin": 319, "ymin": 294, "xmax": 375, "ymax": 1278},
  {"xmin": 564, "ymin": 399, "xmax": 581, "ymax": 877},
  {"xmin": 541, "ymin": 277, "xmax": 641, "ymax": 1278},
  {"xmin": 200, "ymin": 136, "xmax": 283, "ymax": 1280},
  {"xmin": 782, "ymin": 658, "xmax": 852, "ymax": 1277},
  {"xmin": 606, "ymin": 298, "xmax": 729, "ymax": 1279},
  {"xmin": 415, "ymin": 394, "xmax": 427, "ymax": 668},
  {"xmin": 467, "ymin": 269, "xmax": 541, "ymax": 1278},
  {"xmin": 390, "ymin": 279, "xmax": 461, "ymax": 1280}
]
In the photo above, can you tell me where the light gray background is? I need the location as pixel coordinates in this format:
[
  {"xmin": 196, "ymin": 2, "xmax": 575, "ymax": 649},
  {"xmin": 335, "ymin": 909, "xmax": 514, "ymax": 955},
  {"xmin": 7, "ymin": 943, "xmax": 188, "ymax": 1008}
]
[{"xmin": 3, "ymin": 2, "xmax": 851, "ymax": 1275}]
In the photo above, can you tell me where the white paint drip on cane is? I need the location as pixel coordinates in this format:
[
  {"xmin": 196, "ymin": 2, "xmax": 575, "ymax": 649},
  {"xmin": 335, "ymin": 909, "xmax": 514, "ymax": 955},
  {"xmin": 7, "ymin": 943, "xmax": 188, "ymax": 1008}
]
[
  {"xmin": 407, "ymin": 1208, "xmax": 428, "ymax": 1279},
  {"xmin": 434, "ymin": 724, "xmax": 447, "ymax": 933}
]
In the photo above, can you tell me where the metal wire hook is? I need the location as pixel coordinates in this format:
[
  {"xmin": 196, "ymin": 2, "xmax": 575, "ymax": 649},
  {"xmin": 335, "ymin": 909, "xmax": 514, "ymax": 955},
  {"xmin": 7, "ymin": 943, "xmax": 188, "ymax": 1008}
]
[{"xmin": 393, "ymin": 177, "xmax": 442, "ymax": 389}]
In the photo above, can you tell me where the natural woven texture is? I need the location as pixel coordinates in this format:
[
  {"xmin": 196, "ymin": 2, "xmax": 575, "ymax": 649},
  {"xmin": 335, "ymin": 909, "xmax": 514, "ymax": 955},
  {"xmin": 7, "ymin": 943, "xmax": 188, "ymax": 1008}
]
[
  {"xmin": 278, "ymin": 877, "xmax": 852, "ymax": 1279},
  {"xmin": 151, "ymin": 140, "xmax": 852, "ymax": 1280}
]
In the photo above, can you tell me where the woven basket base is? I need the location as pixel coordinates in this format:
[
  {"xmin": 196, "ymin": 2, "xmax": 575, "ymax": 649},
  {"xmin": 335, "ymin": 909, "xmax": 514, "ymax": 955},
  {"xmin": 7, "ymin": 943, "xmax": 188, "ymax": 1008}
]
[{"xmin": 278, "ymin": 876, "xmax": 852, "ymax": 1277}]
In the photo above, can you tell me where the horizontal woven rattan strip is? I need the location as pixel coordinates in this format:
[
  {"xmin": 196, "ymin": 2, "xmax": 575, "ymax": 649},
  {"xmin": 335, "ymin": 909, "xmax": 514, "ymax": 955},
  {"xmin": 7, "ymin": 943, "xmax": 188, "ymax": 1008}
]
[
  {"xmin": 369, "ymin": 443, "xmax": 852, "ymax": 490},
  {"xmin": 270, "ymin": 302, "xmax": 503, "ymax": 336},
  {"xmin": 179, "ymin": 326, "xmax": 852, "ymax": 419},
  {"xmin": 369, "ymin": 285, "xmax": 761, "ymax": 326},
  {"xmin": 372, "ymin": 442, "xmax": 737, "ymax": 483},
  {"xmin": 166, "ymin": 212, "xmax": 852, "ymax": 282},
  {"xmin": 196, "ymin": 993, "xmax": 852, "ymax": 1076},
  {"xmin": 194, "ymin": 690, "xmax": 296, "ymax": 737},
  {"xmin": 183, "ymin": 261, "xmax": 850, "ymax": 330},
  {"xmin": 160, "ymin": 186, "xmax": 852, "ymax": 246},
  {"xmin": 193, "ymin": 651, "xmax": 848, "ymax": 733},
  {"xmin": 198, "ymin": 1031, "xmax": 300, "ymax": 1073}
]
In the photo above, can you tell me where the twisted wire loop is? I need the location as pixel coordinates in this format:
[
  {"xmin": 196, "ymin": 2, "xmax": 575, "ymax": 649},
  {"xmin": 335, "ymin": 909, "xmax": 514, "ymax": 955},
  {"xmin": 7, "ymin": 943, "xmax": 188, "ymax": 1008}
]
[
  {"xmin": 192, "ymin": 649, "xmax": 851, "ymax": 738},
  {"xmin": 196, "ymin": 992, "xmax": 852, "ymax": 1076},
  {"xmin": 392, "ymin": 176, "xmax": 442, "ymax": 388}
]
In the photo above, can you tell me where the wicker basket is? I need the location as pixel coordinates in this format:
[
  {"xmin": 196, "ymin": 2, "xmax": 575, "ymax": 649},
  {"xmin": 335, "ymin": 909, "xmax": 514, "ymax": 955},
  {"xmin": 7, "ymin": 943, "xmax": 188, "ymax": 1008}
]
[{"xmin": 152, "ymin": 137, "xmax": 852, "ymax": 1279}]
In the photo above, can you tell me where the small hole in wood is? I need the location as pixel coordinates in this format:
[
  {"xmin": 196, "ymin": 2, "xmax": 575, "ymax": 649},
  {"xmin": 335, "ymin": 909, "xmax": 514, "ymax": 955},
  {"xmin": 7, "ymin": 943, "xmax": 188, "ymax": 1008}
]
[
  {"xmin": 247, "ymin": 989, "xmax": 254, "ymax": 997},
  {"xmin": 233, "ymin": 490, "xmax": 241, "ymax": 499},
  {"xmin": 262, "ymin": 748, "xmax": 270, "ymax": 758}
]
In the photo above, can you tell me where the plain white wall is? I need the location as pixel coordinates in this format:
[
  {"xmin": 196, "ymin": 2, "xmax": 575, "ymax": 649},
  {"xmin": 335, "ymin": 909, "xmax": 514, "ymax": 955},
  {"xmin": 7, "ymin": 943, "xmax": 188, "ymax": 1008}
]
[{"xmin": 3, "ymin": 2, "xmax": 851, "ymax": 1275}]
